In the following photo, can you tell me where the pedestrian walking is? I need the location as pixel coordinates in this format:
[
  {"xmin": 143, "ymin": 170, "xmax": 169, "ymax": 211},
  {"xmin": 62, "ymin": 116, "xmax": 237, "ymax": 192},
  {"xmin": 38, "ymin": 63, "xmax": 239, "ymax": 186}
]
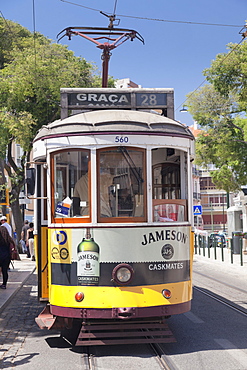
[
  {"xmin": 20, "ymin": 220, "xmax": 29, "ymax": 254},
  {"xmin": 0, "ymin": 225, "xmax": 15, "ymax": 289},
  {"xmin": 0, "ymin": 216, "xmax": 13, "ymax": 237},
  {"xmin": 26, "ymin": 222, "xmax": 35, "ymax": 261}
]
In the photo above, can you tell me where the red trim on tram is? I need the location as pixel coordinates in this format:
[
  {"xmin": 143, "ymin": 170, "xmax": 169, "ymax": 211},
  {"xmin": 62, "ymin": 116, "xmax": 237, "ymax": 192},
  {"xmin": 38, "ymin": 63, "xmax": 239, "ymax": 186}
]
[{"xmin": 49, "ymin": 301, "xmax": 191, "ymax": 319}]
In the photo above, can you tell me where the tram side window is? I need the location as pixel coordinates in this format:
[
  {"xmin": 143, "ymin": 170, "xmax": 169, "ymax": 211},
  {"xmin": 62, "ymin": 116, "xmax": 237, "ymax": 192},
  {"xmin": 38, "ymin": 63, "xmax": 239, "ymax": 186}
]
[
  {"xmin": 52, "ymin": 150, "xmax": 89, "ymax": 218},
  {"xmin": 152, "ymin": 148, "xmax": 187, "ymax": 222},
  {"xmin": 98, "ymin": 147, "xmax": 145, "ymax": 221}
]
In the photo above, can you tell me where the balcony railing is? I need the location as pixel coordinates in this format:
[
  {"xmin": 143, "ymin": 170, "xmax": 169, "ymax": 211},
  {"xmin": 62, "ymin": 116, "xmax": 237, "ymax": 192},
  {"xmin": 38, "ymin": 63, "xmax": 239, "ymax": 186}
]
[{"xmin": 202, "ymin": 203, "xmax": 227, "ymax": 208}]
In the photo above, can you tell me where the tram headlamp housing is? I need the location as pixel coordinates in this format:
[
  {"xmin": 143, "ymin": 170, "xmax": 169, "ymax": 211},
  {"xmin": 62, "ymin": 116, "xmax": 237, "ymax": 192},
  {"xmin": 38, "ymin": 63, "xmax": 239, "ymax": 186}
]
[{"xmin": 112, "ymin": 264, "xmax": 134, "ymax": 285}]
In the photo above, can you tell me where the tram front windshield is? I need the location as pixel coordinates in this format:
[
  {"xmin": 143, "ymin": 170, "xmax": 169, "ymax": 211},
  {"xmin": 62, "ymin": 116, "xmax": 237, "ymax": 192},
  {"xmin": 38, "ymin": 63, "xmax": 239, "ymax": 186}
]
[
  {"xmin": 52, "ymin": 147, "xmax": 187, "ymax": 223},
  {"xmin": 98, "ymin": 148, "xmax": 144, "ymax": 219},
  {"xmin": 52, "ymin": 148, "xmax": 145, "ymax": 221}
]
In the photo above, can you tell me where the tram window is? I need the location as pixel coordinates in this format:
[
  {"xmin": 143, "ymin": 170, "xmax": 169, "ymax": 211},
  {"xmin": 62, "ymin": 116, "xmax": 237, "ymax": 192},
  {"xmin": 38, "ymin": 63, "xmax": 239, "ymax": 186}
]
[
  {"xmin": 153, "ymin": 163, "xmax": 180, "ymax": 199},
  {"xmin": 97, "ymin": 147, "xmax": 145, "ymax": 221},
  {"xmin": 152, "ymin": 148, "xmax": 187, "ymax": 222},
  {"xmin": 52, "ymin": 150, "xmax": 90, "ymax": 219}
]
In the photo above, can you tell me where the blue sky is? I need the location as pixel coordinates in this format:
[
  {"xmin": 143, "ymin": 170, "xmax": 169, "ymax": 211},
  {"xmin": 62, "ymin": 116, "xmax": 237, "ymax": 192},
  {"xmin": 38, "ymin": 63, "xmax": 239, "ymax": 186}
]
[{"xmin": 1, "ymin": 0, "xmax": 246, "ymax": 126}]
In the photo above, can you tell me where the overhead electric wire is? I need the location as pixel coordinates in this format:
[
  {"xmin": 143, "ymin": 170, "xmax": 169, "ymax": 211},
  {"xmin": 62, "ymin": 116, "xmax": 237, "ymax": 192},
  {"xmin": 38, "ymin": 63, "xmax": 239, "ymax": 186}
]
[
  {"xmin": 0, "ymin": 10, "xmax": 13, "ymax": 32},
  {"xmin": 60, "ymin": 0, "xmax": 101, "ymax": 13},
  {"xmin": 58, "ymin": 1, "xmax": 246, "ymax": 112},
  {"xmin": 60, "ymin": 0, "xmax": 242, "ymax": 28},
  {"xmin": 175, "ymin": 37, "xmax": 246, "ymax": 112},
  {"xmin": 32, "ymin": 0, "xmax": 38, "ymax": 95},
  {"xmin": 113, "ymin": 15, "xmax": 241, "ymax": 28},
  {"xmin": 3, "ymin": 1, "xmax": 244, "ymax": 116},
  {"xmin": 0, "ymin": 7, "xmax": 38, "ymax": 62}
]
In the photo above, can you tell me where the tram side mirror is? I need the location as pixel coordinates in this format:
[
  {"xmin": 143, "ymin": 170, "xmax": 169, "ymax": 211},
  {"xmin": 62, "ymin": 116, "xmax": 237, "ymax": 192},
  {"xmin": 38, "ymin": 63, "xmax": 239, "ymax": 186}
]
[{"xmin": 26, "ymin": 168, "xmax": 36, "ymax": 196}]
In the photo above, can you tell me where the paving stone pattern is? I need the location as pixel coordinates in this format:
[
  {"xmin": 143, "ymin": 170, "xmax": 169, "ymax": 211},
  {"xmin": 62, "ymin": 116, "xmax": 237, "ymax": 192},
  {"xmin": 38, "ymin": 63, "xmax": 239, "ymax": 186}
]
[{"xmin": 0, "ymin": 273, "xmax": 47, "ymax": 368}]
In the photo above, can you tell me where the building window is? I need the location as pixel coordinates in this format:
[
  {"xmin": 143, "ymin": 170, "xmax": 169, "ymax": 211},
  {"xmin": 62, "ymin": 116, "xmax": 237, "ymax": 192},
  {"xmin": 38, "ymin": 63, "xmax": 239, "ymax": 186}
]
[{"xmin": 200, "ymin": 177, "xmax": 216, "ymax": 190}]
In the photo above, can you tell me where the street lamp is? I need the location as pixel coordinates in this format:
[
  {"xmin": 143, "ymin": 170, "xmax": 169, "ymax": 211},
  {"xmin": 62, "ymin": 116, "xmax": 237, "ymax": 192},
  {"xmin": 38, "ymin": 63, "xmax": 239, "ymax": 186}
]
[{"xmin": 180, "ymin": 106, "xmax": 188, "ymax": 113}]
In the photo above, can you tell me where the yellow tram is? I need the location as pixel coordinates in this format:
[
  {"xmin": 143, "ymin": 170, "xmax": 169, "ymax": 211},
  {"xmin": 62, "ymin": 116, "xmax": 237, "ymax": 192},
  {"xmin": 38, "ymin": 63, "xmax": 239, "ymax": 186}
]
[{"xmin": 32, "ymin": 88, "xmax": 195, "ymax": 345}]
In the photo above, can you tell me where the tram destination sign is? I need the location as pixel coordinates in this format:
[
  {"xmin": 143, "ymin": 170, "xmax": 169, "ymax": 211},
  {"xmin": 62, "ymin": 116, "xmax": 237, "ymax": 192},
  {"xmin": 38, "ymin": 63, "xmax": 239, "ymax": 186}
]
[
  {"xmin": 60, "ymin": 88, "xmax": 174, "ymax": 119},
  {"xmin": 68, "ymin": 91, "xmax": 132, "ymax": 107}
]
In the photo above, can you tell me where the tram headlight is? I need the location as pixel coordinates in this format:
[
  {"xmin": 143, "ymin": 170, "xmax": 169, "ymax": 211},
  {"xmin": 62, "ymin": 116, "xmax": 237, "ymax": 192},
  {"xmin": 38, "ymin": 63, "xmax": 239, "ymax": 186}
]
[
  {"xmin": 112, "ymin": 264, "xmax": 134, "ymax": 285},
  {"xmin": 75, "ymin": 292, "xmax": 84, "ymax": 302},
  {"xmin": 162, "ymin": 289, "xmax": 172, "ymax": 299}
]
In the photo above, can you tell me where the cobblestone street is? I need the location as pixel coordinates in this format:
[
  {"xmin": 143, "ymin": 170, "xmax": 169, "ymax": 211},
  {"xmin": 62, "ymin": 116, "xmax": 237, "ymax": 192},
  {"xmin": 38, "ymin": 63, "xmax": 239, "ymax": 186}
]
[{"xmin": 0, "ymin": 273, "xmax": 47, "ymax": 368}]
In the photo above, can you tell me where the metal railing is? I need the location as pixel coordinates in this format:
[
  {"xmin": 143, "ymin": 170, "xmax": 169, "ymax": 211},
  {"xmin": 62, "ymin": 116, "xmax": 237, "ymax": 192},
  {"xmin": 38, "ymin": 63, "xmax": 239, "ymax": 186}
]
[{"xmin": 194, "ymin": 234, "xmax": 244, "ymax": 266}]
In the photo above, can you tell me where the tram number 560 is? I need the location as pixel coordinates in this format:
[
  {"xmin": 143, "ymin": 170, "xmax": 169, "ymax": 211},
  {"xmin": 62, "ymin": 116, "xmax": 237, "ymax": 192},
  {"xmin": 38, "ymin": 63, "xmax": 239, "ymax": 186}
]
[{"xmin": 115, "ymin": 136, "xmax": 129, "ymax": 143}]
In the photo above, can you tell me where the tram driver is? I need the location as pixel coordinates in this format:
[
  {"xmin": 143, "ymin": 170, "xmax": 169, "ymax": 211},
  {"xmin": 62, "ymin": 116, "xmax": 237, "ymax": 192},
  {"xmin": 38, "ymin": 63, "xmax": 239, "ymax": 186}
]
[
  {"xmin": 73, "ymin": 171, "xmax": 113, "ymax": 217},
  {"xmin": 72, "ymin": 172, "xmax": 89, "ymax": 216}
]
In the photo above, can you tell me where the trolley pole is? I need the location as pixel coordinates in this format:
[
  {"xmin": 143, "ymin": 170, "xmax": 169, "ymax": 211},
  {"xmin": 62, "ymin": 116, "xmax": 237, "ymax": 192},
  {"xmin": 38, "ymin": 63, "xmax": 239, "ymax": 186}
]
[
  {"xmin": 101, "ymin": 46, "xmax": 111, "ymax": 88},
  {"xmin": 57, "ymin": 26, "xmax": 144, "ymax": 88}
]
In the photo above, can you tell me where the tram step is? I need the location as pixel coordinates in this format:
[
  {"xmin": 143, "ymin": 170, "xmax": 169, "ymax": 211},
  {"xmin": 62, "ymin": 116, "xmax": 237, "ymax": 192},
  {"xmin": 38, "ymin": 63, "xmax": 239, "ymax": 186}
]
[{"xmin": 75, "ymin": 319, "xmax": 176, "ymax": 346}]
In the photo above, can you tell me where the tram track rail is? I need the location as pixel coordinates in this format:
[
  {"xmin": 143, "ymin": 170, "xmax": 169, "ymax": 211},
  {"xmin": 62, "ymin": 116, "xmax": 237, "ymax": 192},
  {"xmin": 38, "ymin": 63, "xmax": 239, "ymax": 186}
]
[
  {"xmin": 149, "ymin": 342, "xmax": 178, "ymax": 370},
  {"xmin": 80, "ymin": 340, "xmax": 178, "ymax": 370},
  {"xmin": 193, "ymin": 269, "xmax": 247, "ymax": 316},
  {"xmin": 81, "ymin": 348, "xmax": 97, "ymax": 370},
  {"xmin": 78, "ymin": 323, "xmax": 177, "ymax": 370},
  {"xmin": 194, "ymin": 286, "xmax": 247, "ymax": 317}
]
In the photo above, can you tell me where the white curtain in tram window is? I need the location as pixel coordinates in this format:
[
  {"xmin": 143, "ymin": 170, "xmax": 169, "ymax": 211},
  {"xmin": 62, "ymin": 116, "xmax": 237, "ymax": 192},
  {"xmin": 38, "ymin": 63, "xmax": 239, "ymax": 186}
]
[{"xmin": 154, "ymin": 204, "xmax": 184, "ymax": 222}]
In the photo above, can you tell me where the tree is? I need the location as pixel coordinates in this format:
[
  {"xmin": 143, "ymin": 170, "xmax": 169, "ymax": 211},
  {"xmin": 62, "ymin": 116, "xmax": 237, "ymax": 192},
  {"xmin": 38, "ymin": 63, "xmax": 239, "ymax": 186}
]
[
  {"xmin": 0, "ymin": 19, "xmax": 115, "ymax": 243},
  {"xmin": 204, "ymin": 41, "xmax": 247, "ymax": 113},
  {"xmin": 186, "ymin": 40, "xmax": 247, "ymax": 192},
  {"xmin": 0, "ymin": 18, "xmax": 40, "ymax": 68}
]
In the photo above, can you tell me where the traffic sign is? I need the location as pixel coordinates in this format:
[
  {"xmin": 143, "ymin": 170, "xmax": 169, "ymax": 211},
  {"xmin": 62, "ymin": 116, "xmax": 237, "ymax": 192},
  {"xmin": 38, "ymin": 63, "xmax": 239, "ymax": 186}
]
[{"xmin": 193, "ymin": 205, "xmax": 202, "ymax": 215}]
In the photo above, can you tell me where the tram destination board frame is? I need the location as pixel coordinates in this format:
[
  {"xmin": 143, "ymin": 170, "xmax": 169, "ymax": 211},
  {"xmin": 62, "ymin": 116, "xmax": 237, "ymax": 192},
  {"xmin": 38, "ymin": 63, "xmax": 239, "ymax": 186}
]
[{"xmin": 60, "ymin": 88, "xmax": 174, "ymax": 119}]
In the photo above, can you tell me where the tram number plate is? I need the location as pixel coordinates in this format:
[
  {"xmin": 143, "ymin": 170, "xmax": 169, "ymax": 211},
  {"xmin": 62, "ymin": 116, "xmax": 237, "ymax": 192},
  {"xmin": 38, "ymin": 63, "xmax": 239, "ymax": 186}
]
[
  {"xmin": 115, "ymin": 136, "xmax": 129, "ymax": 143},
  {"xmin": 136, "ymin": 93, "xmax": 167, "ymax": 107}
]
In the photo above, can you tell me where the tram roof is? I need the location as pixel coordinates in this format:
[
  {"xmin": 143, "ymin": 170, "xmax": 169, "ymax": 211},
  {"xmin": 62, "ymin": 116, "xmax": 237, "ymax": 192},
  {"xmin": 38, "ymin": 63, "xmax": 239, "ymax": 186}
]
[{"xmin": 34, "ymin": 109, "xmax": 194, "ymax": 141}]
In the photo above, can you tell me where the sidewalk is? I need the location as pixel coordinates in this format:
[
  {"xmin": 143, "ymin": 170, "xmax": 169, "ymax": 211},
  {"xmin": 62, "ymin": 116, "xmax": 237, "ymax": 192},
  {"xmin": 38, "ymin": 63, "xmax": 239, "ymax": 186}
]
[
  {"xmin": 193, "ymin": 246, "xmax": 247, "ymax": 277},
  {"xmin": 0, "ymin": 255, "xmax": 36, "ymax": 313}
]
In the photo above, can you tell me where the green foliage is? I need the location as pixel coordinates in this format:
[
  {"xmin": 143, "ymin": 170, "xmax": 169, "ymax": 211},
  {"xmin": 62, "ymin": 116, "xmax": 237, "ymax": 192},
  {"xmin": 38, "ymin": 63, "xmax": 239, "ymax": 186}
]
[
  {"xmin": 91, "ymin": 73, "xmax": 116, "ymax": 87},
  {"xmin": 0, "ymin": 109, "xmax": 36, "ymax": 154},
  {"xmin": 187, "ymin": 84, "xmax": 238, "ymax": 127},
  {"xmin": 0, "ymin": 20, "xmax": 117, "ymax": 156},
  {"xmin": 0, "ymin": 110, "xmax": 10, "ymax": 155},
  {"xmin": 187, "ymin": 40, "xmax": 247, "ymax": 192},
  {"xmin": 0, "ymin": 18, "xmax": 117, "ymax": 235},
  {"xmin": 204, "ymin": 41, "xmax": 247, "ymax": 112},
  {"xmin": 0, "ymin": 41, "xmax": 96, "ymax": 128},
  {"xmin": 0, "ymin": 19, "xmax": 32, "ymax": 68},
  {"xmin": 195, "ymin": 119, "xmax": 247, "ymax": 191},
  {"xmin": 210, "ymin": 166, "xmax": 240, "ymax": 193}
]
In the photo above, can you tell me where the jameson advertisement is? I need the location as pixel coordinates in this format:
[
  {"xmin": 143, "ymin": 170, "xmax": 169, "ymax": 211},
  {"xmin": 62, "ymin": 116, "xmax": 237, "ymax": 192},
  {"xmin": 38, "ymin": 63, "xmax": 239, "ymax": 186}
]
[
  {"xmin": 77, "ymin": 229, "xmax": 100, "ymax": 286},
  {"xmin": 50, "ymin": 226, "xmax": 191, "ymax": 286}
]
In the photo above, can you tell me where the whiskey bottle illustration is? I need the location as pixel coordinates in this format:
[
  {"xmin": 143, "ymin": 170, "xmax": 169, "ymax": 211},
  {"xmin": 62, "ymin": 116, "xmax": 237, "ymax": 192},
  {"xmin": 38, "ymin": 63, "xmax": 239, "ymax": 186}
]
[{"xmin": 77, "ymin": 228, "xmax": 100, "ymax": 285}]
